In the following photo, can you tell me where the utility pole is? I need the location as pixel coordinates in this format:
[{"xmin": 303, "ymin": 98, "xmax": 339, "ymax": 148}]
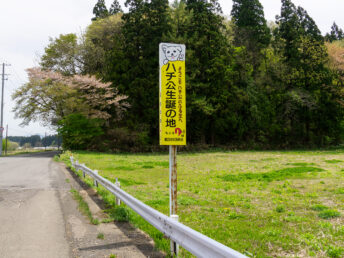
[
  {"xmin": 5, "ymin": 124, "xmax": 8, "ymax": 155},
  {"xmin": 0, "ymin": 63, "xmax": 10, "ymax": 157},
  {"xmin": 57, "ymin": 127, "xmax": 60, "ymax": 151},
  {"xmin": 45, "ymin": 132, "xmax": 47, "ymax": 151}
]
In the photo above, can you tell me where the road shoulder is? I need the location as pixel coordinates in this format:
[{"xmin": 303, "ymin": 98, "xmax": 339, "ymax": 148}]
[{"xmin": 57, "ymin": 162, "xmax": 165, "ymax": 258}]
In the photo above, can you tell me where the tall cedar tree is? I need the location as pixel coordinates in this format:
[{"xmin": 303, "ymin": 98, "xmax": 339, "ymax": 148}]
[
  {"xmin": 325, "ymin": 22, "xmax": 344, "ymax": 42},
  {"xmin": 185, "ymin": 0, "xmax": 233, "ymax": 144},
  {"xmin": 231, "ymin": 0, "xmax": 270, "ymax": 69},
  {"xmin": 109, "ymin": 0, "xmax": 123, "ymax": 14},
  {"xmin": 121, "ymin": 0, "xmax": 171, "ymax": 140},
  {"xmin": 274, "ymin": 0, "xmax": 343, "ymax": 144},
  {"xmin": 92, "ymin": 0, "xmax": 109, "ymax": 21},
  {"xmin": 275, "ymin": 0, "xmax": 301, "ymax": 66},
  {"xmin": 275, "ymin": 0, "xmax": 322, "ymax": 67}
]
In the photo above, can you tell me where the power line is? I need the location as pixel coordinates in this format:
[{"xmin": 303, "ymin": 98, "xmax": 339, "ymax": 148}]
[
  {"xmin": 11, "ymin": 67, "xmax": 26, "ymax": 84},
  {"xmin": 7, "ymin": 78, "xmax": 18, "ymax": 90}
]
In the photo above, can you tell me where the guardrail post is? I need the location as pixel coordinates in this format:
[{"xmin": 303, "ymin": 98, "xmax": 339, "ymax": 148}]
[
  {"xmin": 70, "ymin": 156, "xmax": 74, "ymax": 168},
  {"xmin": 115, "ymin": 178, "xmax": 121, "ymax": 206},
  {"xmin": 94, "ymin": 170, "xmax": 99, "ymax": 187},
  {"xmin": 75, "ymin": 160, "xmax": 79, "ymax": 170},
  {"xmin": 81, "ymin": 164, "xmax": 86, "ymax": 178},
  {"xmin": 170, "ymin": 214, "xmax": 179, "ymax": 257}
]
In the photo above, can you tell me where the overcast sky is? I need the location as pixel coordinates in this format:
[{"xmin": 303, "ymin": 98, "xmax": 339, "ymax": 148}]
[{"xmin": 0, "ymin": 0, "xmax": 343, "ymax": 136}]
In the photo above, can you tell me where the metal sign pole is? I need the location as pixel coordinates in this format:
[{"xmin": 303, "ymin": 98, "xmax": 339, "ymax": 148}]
[
  {"xmin": 159, "ymin": 43, "xmax": 185, "ymax": 257},
  {"xmin": 169, "ymin": 145, "xmax": 179, "ymax": 256}
]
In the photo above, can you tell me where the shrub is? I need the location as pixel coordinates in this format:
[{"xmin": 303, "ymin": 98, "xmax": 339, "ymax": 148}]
[
  {"xmin": 58, "ymin": 113, "xmax": 104, "ymax": 150},
  {"xmin": 2, "ymin": 139, "xmax": 19, "ymax": 151},
  {"xmin": 276, "ymin": 205, "xmax": 285, "ymax": 213},
  {"xmin": 311, "ymin": 204, "xmax": 328, "ymax": 211},
  {"xmin": 318, "ymin": 210, "xmax": 341, "ymax": 219},
  {"xmin": 110, "ymin": 206, "xmax": 130, "ymax": 222}
]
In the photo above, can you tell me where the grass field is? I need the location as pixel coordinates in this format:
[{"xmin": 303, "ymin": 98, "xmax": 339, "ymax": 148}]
[{"xmin": 60, "ymin": 149, "xmax": 344, "ymax": 257}]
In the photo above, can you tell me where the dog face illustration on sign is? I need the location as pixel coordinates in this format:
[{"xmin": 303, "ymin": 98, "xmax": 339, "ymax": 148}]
[{"xmin": 162, "ymin": 45, "xmax": 184, "ymax": 64}]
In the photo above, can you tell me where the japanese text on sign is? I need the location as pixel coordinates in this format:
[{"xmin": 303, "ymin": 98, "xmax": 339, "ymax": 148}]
[{"xmin": 159, "ymin": 43, "xmax": 186, "ymax": 145}]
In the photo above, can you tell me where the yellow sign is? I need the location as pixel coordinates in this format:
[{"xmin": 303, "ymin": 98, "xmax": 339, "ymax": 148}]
[{"xmin": 159, "ymin": 43, "xmax": 186, "ymax": 145}]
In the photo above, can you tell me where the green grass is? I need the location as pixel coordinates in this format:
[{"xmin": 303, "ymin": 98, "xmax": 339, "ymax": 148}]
[
  {"xmin": 220, "ymin": 166, "xmax": 325, "ymax": 182},
  {"xmin": 107, "ymin": 206, "xmax": 130, "ymax": 222},
  {"xmin": 325, "ymin": 159, "xmax": 343, "ymax": 164},
  {"xmin": 60, "ymin": 149, "xmax": 344, "ymax": 257},
  {"xmin": 70, "ymin": 188, "xmax": 99, "ymax": 225},
  {"xmin": 311, "ymin": 204, "xmax": 329, "ymax": 211},
  {"xmin": 97, "ymin": 233, "xmax": 105, "ymax": 239},
  {"xmin": 318, "ymin": 210, "xmax": 341, "ymax": 219},
  {"xmin": 287, "ymin": 162, "xmax": 316, "ymax": 166}
]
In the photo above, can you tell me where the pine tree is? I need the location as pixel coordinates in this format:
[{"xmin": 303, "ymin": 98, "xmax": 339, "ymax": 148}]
[
  {"xmin": 296, "ymin": 6, "xmax": 322, "ymax": 41},
  {"xmin": 275, "ymin": 0, "xmax": 301, "ymax": 64},
  {"xmin": 275, "ymin": 0, "xmax": 322, "ymax": 65},
  {"xmin": 231, "ymin": 0, "xmax": 270, "ymax": 55},
  {"xmin": 274, "ymin": 0, "xmax": 335, "ymax": 144},
  {"xmin": 325, "ymin": 22, "xmax": 344, "ymax": 42},
  {"xmin": 109, "ymin": 0, "xmax": 122, "ymax": 14},
  {"xmin": 120, "ymin": 0, "xmax": 171, "ymax": 139},
  {"xmin": 185, "ymin": 0, "xmax": 234, "ymax": 143},
  {"xmin": 92, "ymin": 0, "xmax": 109, "ymax": 21}
]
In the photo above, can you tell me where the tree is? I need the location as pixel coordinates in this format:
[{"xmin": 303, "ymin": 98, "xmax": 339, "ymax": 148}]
[
  {"xmin": 109, "ymin": 0, "xmax": 122, "ymax": 14},
  {"xmin": 23, "ymin": 143, "xmax": 32, "ymax": 149},
  {"xmin": 275, "ymin": 0, "xmax": 322, "ymax": 66},
  {"xmin": 92, "ymin": 0, "xmax": 109, "ymax": 21},
  {"xmin": 12, "ymin": 68, "xmax": 128, "ymax": 128},
  {"xmin": 327, "ymin": 40, "xmax": 344, "ymax": 86},
  {"xmin": 231, "ymin": 0, "xmax": 270, "ymax": 69},
  {"xmin": 81, "ymin": 14, "xmax": 124, "ymax": 78},
  {"xmin": 168, "ymin": 0, "xmax": 191, "ymax": 40},
  {"xmin": 40, "ymin": 34, "xmax": 82, "ymax": 76},
  {"xmin": 58, "ymin": 113, "xmax": 104, "ymax": 150},
  {"xmin": 2, "ymin": 139, "xmax": 19, "ymax": 152},
  {"xmin": 274, "ymin": 0, "xmax": 298, "ymax": 65},
  {"xmin": 182, "ymin": 0, "xmax": 238, "ymax": 144},
  {"xmin": 120, "ymin": 0, "xmax": 171, "ymax": 139},
  {"xmin": 12, "ymin": 68, "xmax": 81, "ymax": 127},
  {"xmin": 272, "ymin": 0, "xmax": 343, "ymax": 145},
  {"xmin": 325, "ymin": 22, "xmax": 344, "ymax": 42},
  {"xmin": 296, "ymin": 6, "xmax": 322, "ymax": 41}
]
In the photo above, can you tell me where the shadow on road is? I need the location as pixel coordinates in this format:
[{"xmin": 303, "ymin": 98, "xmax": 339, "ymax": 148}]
[{"xmin": 3, "ymin": 151, "xmax": 61, "ymax": 158}]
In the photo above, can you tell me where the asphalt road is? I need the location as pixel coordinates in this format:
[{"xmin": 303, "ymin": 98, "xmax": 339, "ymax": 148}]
[
  {"xmin": 0, "ymin": 152, "xmax": 164, "ymax": 258},
  {"xmin": 0, "ymin": 152, "xmax": 70, "ymax": 258}
]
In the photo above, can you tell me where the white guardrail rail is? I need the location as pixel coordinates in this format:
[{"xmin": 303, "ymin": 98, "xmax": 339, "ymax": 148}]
[{"xmin": 70, "ymin": 156, "xmax": 247, "ymax": 258}]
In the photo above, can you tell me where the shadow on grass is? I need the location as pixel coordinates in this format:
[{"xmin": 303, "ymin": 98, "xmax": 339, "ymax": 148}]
[{"xmin": 220, "ymin": 166, "xmax": 325, "ymax": 182}]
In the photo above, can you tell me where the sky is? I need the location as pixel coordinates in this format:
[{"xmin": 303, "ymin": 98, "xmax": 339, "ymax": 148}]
[{"xmin": 0, "ymin": 0, "xmax": 343, "ymax": 136}]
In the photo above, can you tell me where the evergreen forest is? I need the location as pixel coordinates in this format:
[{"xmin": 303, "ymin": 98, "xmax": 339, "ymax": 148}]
[{"xmin": 13, "ymin": 0, "xmax": 344, "ymax": 151}]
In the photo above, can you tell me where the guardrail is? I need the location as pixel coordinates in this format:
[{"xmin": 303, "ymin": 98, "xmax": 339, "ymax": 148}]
[{"xmin": 70, "ymin": 156, "xmax": 247, "ymax": 258}]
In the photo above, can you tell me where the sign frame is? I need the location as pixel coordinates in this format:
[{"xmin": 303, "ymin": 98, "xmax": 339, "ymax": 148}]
[{"xmin": 159, "ymin": 43, "xmax": 186, "ymax": 146}]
